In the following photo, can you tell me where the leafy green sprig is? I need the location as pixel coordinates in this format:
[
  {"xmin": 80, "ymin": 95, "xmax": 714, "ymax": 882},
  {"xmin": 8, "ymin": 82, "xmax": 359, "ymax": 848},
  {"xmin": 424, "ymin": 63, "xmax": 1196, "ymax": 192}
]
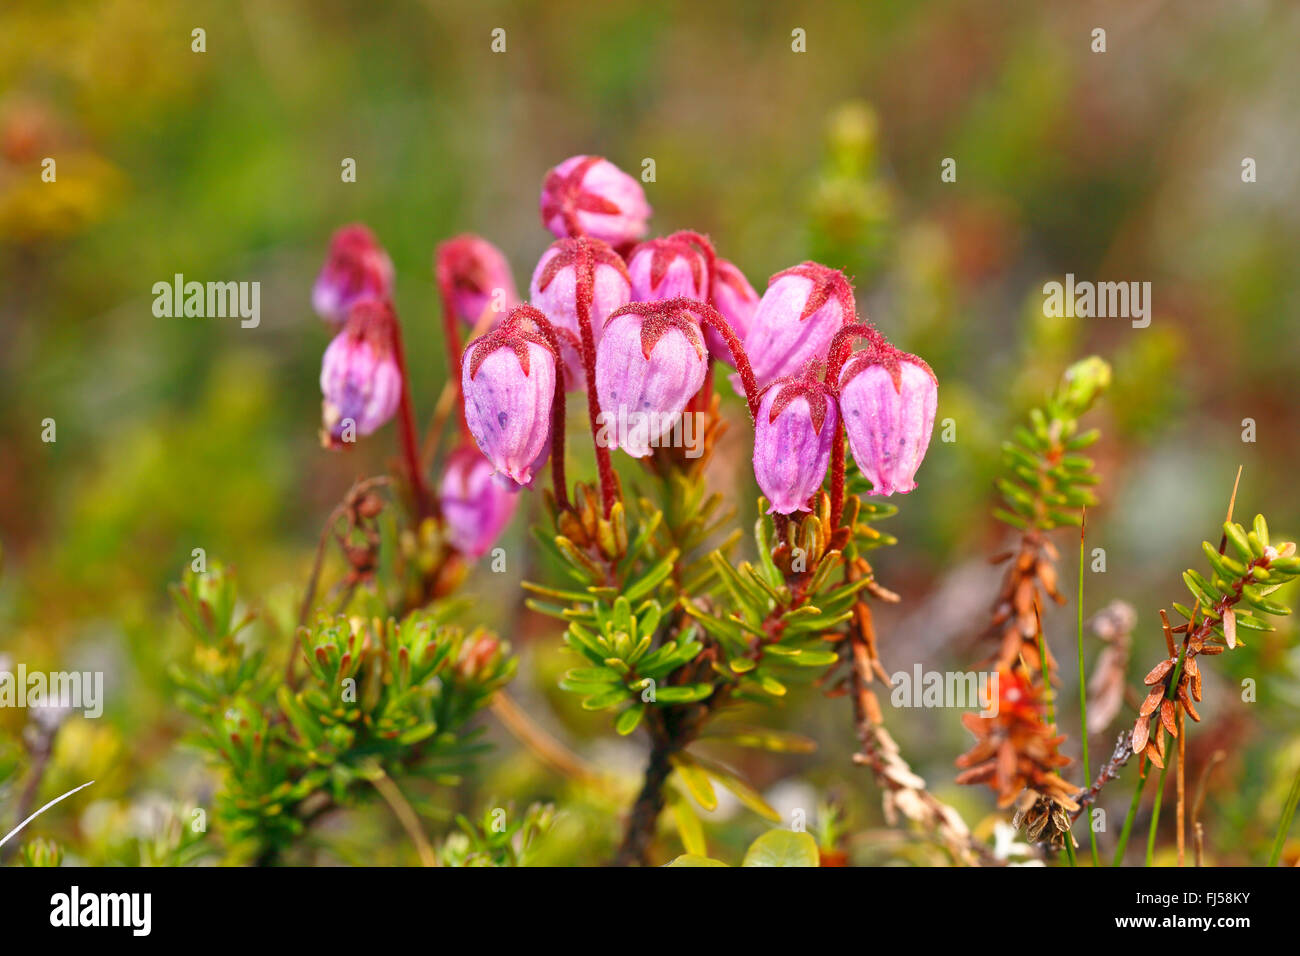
[
  {"xmin": 170, "ymin": 562, "xmax": 514, "ymax": 863},
  {"xmin": 995, "ymin": 356, "xmax": 1110, "ymax": 533}
]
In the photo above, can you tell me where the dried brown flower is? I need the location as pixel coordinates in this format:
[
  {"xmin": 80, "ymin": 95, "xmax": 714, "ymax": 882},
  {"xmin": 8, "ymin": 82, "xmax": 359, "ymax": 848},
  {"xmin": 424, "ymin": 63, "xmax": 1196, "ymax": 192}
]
[
  {"xmin": 986, "ymin": 532, "xmax": 1066, "ymax": 675},
  {"xmin": 956, "ymin": 666, "xmax": 1078, "ymax": 813},
  {"xmin": 1085, "ymin": 600, "xmax": 1136, "ymax": 734},
  {"xmin": 1129, "ymin": 609, "xmax": 1213, "ymax": 770},
  {"xmin": 1012, "ymin": 790, "xmax": 1077, "ymax": 850}
]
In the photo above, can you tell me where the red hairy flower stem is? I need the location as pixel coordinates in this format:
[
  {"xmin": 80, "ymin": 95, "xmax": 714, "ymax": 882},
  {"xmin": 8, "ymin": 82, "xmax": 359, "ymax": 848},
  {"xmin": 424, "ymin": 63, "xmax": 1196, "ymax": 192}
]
[
  {"xmin": 675, "ymin": 232, "xmax": 720, "ymax": 412},
  {"xmin": 434, "ymin": 261, "xmax": 473, "ymax": 442},
  {"xmin": 510, "ymin": 308, "xmax": 570, "ymax": 513},
  {"xmin": 829, "ymin": 419, "xmax": 848, "ymax": 530},
  {"xmin": 826, "ymin": 322, "xmax": 888, "ymax": 386},
  {"xmin": 826, "ymin": 322, "xmax": 886, "ymax": 528},
  {"xmin": 683, "ymin": 231, "xmax": 721, "ymax": 412},
  {"xmin": 691, "ymin": 301, "xmax": 760, "ymax": 418},
  {"xmin": 387, "ymin": 306, "xmax": 435, "ymax": 520},
  {"xmin": 674, "ymin": 228, "xmax": 717, "ymax": 299},
  {"xmin": 574, "ymin": 238, "xmax": 618, "ymax": 517}
]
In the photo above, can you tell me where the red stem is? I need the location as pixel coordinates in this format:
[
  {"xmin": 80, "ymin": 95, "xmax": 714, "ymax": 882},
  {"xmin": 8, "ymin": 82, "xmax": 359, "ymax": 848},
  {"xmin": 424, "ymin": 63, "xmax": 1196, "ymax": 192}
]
[
  {"xmin": 826, "ymin": 322, "xmax": 888, "ymax": 385},
  {"xmin": 388, "ymin": 310, "xmax": 435, "ymax": 520},
  {"xmin": 829, "ymin": 419, "xmax": 848, "ymax": 529},
  {"xmin": 689, "ymin": 300, "xmax": 760, "ymax": 419},
  {"xmin": 574, "ymin": 238, "xmax": 619, "ymax": 517},
  {"xmin": 673, "ymin": 229, "xmax": 716, "ymax": 300},
  {"xmin": 435, "ymin": 259, "xmax": 473, "ymax": 442}
]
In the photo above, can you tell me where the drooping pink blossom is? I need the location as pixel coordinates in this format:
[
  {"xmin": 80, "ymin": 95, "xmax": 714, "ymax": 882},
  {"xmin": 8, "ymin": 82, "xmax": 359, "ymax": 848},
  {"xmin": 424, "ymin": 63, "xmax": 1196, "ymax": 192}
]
[
  {"xmin": 837, "ymin": 347, "xmax": 937, "ymax": 496},
  {"xmin": 595, "ymin": 301, "xmax": 708, "ymax": 458},
  {"xmin": 752, "ymin": 373, "xmax": 838, "ymax": 514},
  {"xmin": 741, "ymin": 262, "xmax": 855, "ymax": 388},
  {"xmin": 461, "ymin": 320, "xmax": 557, "ymax": 486},
  {"xmin": 436, "ymin": 234, "xmax": 519, "ymax": 327},
  {"xmin": 439, "ymin": 445, "xmax": 520, "ymax": 558},
  {"xmin": 313, "ymin": 224, "xmax": 395, "ymax": 325},
  {"xmin": 528, "ymin": 238, "xmax": 631, "ymax": 391},
  {"xmin": 320, "ymin": 301, "xmax": 403, "ymax": 446},
  {"xmin": 540, "ymin": 155, "xmax": 651, "ymax": 249}
]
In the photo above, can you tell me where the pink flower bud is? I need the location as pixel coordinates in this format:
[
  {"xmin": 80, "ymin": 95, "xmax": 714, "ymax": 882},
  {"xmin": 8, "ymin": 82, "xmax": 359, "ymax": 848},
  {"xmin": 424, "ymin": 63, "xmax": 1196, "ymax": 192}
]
[
  {"xmin": 313, "ymin": 224, "xmax": 395, "ymax": 325},
  {"xmin": 461, "ymin": 316, "xmax": 557, "ymax": 486},
  {"xmin": 439, "ymin": 446, "xmax": 520, "ymax": 558},
  {"xmin": 837, "ymin": 347, "xmax": 937, "ymax": 496},
  {"xmin": 741, "ymin": 262, "xmax": 855, "ymax": 388},
  {"xmin": 752, "ymin": 374, "xmax": 838, "ymax": 515},
  {"xmin": 540, "ymin": 155, "xmax": 651, "ymax": 249},
  {"xmin": 706, "ymin": 258, "xmax": 759, "ymax": 363},
  {"xmin": 627, "ymin": 234, "xmax": 707, "ymax": 303},
  {"xmin": 436, "ymin": 234, "xmax": 519, "ymax": 327},
  {"xmin": 595, "ymin": 301, "xmax": 708, "ymax": 458},
  {"xmin": 528, "ymin": 238, "xmax": 631, "ymax": 391},
  {"xmin": 320, "ymin": 301, "xmax": 403, "ymax": 447}
]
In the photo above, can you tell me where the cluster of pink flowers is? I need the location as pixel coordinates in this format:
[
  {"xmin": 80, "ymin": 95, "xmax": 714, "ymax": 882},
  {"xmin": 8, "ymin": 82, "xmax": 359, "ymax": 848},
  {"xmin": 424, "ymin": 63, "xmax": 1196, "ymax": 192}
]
[{"xmin": 312, "ymin": 155, "xmax": 937, "ymax": 559}]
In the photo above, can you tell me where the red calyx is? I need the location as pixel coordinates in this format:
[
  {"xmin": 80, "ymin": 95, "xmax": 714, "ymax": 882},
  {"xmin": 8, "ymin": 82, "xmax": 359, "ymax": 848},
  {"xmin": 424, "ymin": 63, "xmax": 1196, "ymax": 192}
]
[
  {"xmin": 770, "ymin": 261, "xmax": 857, "ymax": 322},
  {"xmin": 607, "ymin": 299, "xmax": 707, "ymax": 361},
  {"xmin": 342, "ymin": 299, "xmax": 399, "ymax": 354},
  {"xmin": 535, "ymin": 236, "xmax": 631, "ymax": 292},
  {"xmin": 840, "ymin": 342, "xmax": 936, "ymax": 392},
  {"xmin": 761, "ymin": 366, "xmax": 834, "ymax": 435},
  {"xmin": 632, "ymin": 233, "xmax": 707, "ymax": 293},
  {"xmin": 466, "ymin": 305, "xmax": 556, "ymax": 379},
  {"xmin": 541, "ymin": 156, "xmax": 622, "ymax": 233}
]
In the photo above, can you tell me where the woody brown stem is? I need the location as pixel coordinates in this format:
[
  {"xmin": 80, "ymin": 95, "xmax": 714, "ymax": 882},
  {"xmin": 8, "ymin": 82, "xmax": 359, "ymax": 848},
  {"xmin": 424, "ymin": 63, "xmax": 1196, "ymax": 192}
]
[
  {"xmin": 842, "ymin": 559, "xmax": 988, "ymax": 865},
  {"xmin": 1070, "ymin": 732, "xmax": 1134, "ymax": 819},
  {"xmin": 611, "ymin": 684, "xmax": 726, "ymax": 866},
  {"xmin": 611, "ymin": 728, "xmax": 681, "ymax": 867}
]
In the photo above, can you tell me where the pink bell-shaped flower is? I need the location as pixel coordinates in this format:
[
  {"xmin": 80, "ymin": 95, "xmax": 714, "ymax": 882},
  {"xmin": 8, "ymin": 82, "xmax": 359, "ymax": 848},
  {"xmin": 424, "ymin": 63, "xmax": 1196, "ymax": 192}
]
[
  {"xmin": 627, "ymin": 233, "xmax": 708, "ymax": 303},
  {"xmin": 752, "ymin": 371, "xmax": 838, "ymax": 514},
  {"xmin": 528, "ymin": 238, "xmax": 631, "ymax": 391},
  {"xmin": 837, "ymin": 346, "xmax": 937, "ymax": 496},
  {"xmin": 320, "ymin": 300, "xmax": 403, "ymax": 447},
  {"xmin": 312, "ymin": 224, "xmax": 395, "ymax": 325},
  {"xmin": 595, "ymin": 300, "xmax": 709, "ymax": 458},
  {"xmin": 540, "ymin": 155, "xmax": 651, "ymax": 249},
  {"xmin": 741, "ymin": 262, "xmax": 855, "ymax": 388},
  {"xmin": 435, "ymin": 234, "xmax": 519, "ymax": 327},
  {"xmin": 439, "ymin": 445, "xmax": 520, "ymax": 558},
  {"xmin": 461, "ymin": 311, "xmax": 558, "ymax": 486}
]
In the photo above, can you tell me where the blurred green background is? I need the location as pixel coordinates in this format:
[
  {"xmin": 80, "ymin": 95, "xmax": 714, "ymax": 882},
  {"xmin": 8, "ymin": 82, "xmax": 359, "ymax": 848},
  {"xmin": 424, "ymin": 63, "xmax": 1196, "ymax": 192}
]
[{"xmin": 1, "ymin": 0, "xmax": 1298, "ymax": 864}]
